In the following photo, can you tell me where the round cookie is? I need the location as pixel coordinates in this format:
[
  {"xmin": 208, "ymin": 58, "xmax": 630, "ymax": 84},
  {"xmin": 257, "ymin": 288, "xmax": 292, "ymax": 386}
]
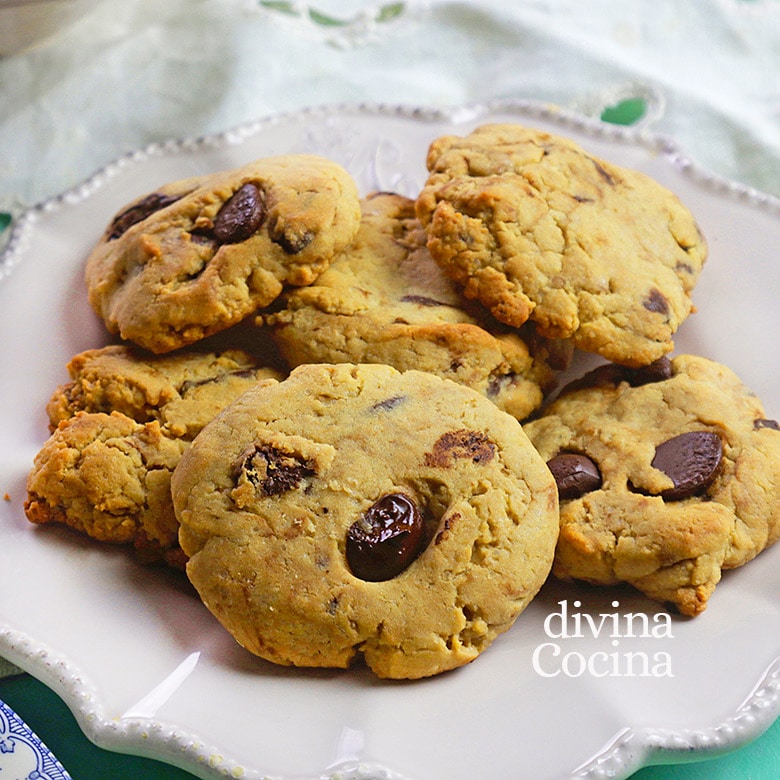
[
  {"xmin": 264, "ymin": 192, "xmax": 568, "ymax": 421},
  {"xmin": 171, "ymin": 363, "xmax": 559, "ymax": 679},
  {"xmin": 415, "ymin": 124, "xmax": 707, "ymax": 367},
  {"xmin": 26, "ymin": 346, "xmax": 282, "ymax": 565},
  {"xmin": 85, "ymin": 154, "xmax": 361, "ymax": 353},
  {"xmin": 524, "ymin": 355, "xmax": 780, "ymax": 616}
]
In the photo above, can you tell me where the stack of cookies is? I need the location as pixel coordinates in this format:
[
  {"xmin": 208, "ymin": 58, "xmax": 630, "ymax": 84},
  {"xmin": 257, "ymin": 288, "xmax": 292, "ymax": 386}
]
[{"xmin": 24, "ymin": 125, "xmax": 780, "ymax": 679}]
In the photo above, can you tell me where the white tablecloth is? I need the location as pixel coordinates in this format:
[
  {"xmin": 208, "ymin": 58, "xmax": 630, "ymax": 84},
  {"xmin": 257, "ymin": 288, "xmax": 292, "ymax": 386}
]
[{"xmin": 1, "ymin": 0, "xmax": 779, "ymax": 223}]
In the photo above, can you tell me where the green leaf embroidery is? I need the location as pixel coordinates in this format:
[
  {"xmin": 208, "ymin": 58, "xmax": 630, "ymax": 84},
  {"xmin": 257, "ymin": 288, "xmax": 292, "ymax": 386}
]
[
  {"xmin": 600, "ymin": 98, "xmax": 647, "ymax": 126},
  {"xmin": 259, "ymin": 1, "xmax": 406, "ymax": 26}
]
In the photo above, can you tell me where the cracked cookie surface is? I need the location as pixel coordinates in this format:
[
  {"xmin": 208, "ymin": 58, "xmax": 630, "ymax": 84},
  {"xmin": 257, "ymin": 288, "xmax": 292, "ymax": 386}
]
[
  {"xmin": 171, "ymin": 363, "xmax": 559, "ymax": 678},
  {"xmin": 26, "ymin": 346, "xmax": 282, "ymax": 565},
  {"xmin": 85, "ymin": 154, "xmax": 361, "ymax": 353},
  {"xmin": 524, "ymin": 354, "xmax": 780, "ymax": 615},
  {"xmin": 264, "ymin": 192, "xmax": 567, "ymax": 420},
  {"xmin": 415, "ymin": 124, "xmax": 707, "ymax": 366}
]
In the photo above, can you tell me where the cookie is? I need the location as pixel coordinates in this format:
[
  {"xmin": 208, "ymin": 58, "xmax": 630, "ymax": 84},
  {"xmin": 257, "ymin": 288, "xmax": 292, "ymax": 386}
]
[
  {"xmin": 264, "ymin": 192, "xmax": 567, "ymax": 420},
  {"xmin": 85, "ymin": 154, "xmax": 362, "ymax": 353},
  {"xmin": 46, "ymin": 344, "xmax": 283, "ymax": 439},
  {"xmin": 523, "ymin": 355, "xmax": 780, "ymax": 615},
  {"xmin": 25, "ymin": 412, "xmax": 188, "ymax": 565},
  {"xmin": 415, "ymin": 124, "xmax": 707, "ymax": 367},
  {"xmin": 171, "ymin": 363, "xmax": 559, "ymax": 678},
  {"xmin": 26, "ymin": 346, "xmax": 282, "ymax": 565}
]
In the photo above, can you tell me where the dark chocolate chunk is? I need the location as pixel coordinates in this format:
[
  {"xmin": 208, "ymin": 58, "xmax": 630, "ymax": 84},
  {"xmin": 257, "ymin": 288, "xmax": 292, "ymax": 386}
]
[
  {"xmin": 424, "ymin": 430, "xmax": 495, "ymax": 468},
  {"xmin": 213, "ymin": 183, "xmax": 266, "ymax": 244},
  {"xmin": 400, "ymin": 295, "xmax": 450, "ymax": 307},
  {"xmin": 593, "ymin": 159, "xmax": 617, "ymax": 186},
  {"xmin": 651, "ymin": 431, "xmax": 722, "ymax": 501},
  {"xmin": 234, "ymin": 444, "xmax": 314, "ymax": 496},
  {"xmin": 270, "ymin": 222, "xmax": 314, "ymax": 254},
  {"xmin": 755, "ymin": 418, "xmax": 780, "ymax": 431},
  {"xmin": 107, "ymin": 193, "xmax": 180, "ymax": 240},
  {"xmin": 643, "ymin": 289, "xmax": 670, "ymax": 316},
  {"xmin": 346, "ymin": 493, "xmax": 425, "ymax": 581},
  {"xmin": 626, "ymin": 356, "xmax": 673, "ymax": 386},
  {"xmin": 547, "ymin": 453, "xmax": 602, "ymax": 500},
  {"xmin": 370, "ymin": 395, "xmax": 406, "ymax": 413}
]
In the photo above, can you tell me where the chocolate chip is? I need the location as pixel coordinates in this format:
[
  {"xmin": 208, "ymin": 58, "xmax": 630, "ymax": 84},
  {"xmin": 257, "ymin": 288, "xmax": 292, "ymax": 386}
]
[
  {"xmin": 593, "ymin": 160, "xmax": 617, "ymax": 186},
  {"xmin": 346, "ymin": 493, "xmax": 425, "ymax": 581},
  {"xmin": 234, "ymin": 444, "xmax": 314, "ymax": 496},
  {"xmin": 424, "ymin": 430, "xmax": 495, "ymax": 468},
  {"xmin": 651, "ymin": 431, "xmax": 722, "ymax": 501},
  {"xmin": 626, "ymin": 356, "xmax": 673, "ymax": 386},
  {"xmin": 755, "ymin": 418, "xmax": 780, "ymax": 431},
  {"xmin": 643, "ymin": 289, "xmax": 670, "ymax": 316},
  {"xmin": 270, "ymin": 223, "xmax": 314, "ymax": 255},
  {"xmin": 213, "ymin": 183, "xmax": 266, "ymax": 244},
  {"xmin": 370, "ymin": 396, "xmax": 406, "ymax": 413},
  {"xmin": 107, "ymin": 193, "xmax": 180, "ymax": 240},
  {"xmin": 400, "ymin": 295, "xmax": 450, "ymax": 307},
  {"xmin": 547, "ymin": 453, "xmax": 602, "ymax": 500}
]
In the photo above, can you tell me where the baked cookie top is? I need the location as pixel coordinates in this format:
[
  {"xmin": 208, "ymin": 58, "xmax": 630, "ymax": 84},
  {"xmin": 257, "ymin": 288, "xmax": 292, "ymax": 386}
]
[
  {"xmin": 27, "ymin": 346, "xmax": 282, "ymax": 565},
  {"xmin": 524, "ymin": 355, "xmax": 780, "ymax": 616},
  {"xmin": 415, "ymin": 124, "xmax": 707, "ymax": 367},
  {"xmin": 264, "ymin": 192, "xmax": 567, "ymax": 421},
  {"xmin": 26, "ymin": 411, "xmax": 187, "ymax": 563},
  {"xmin": 47, "ymin": 344, "xmax": 283, "ymax": 439},
  {"xmin": 172, "ymin": 363, "xmax": 559, "ymax": 679},
  {"xmin": 85, "ymin": 154, "xmax": 361, "ymax": 353}
]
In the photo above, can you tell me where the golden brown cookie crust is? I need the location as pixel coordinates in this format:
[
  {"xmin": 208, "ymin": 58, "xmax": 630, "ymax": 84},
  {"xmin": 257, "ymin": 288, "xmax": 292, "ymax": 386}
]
[
  {"xmin": 524, "ymin": 355, "xmax": 780, "ymax": 615},
  {"xmin": 416, "ymin": 124, "xmax": 707, "ymax": 367},
  {"xmin": 85, "ymin": 154, "xmax": 361, "ymax": 353},
  {"xmin": 172, "ymin": 363, "xmax": 559, "ymax": 678},
  {"xmin": 265, "ymin": 192, "xmax": 565, "ymax": 420},
  {"xmin": 27, "ymin": 346, "xmax": 282, "ymax": 564}
]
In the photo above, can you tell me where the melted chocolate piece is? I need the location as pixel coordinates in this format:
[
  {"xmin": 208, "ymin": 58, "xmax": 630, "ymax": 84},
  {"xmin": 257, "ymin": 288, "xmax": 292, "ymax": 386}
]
[
  {"xmin": 270, "ymin": 221, "xmax": 314, "ymax": 254},
  {"xmin": 643, "ymin": 289, "xmax": 670, "ymax": 316},
  {"xmin": 424, "ymin": 430, "xmax": 495, "ymax": 468},
  {"xmin": 400, "ymin": 295, "xmax": 450, "ymax": 307},
  {"xmin": 626, "ymin": 356, "xmax": 673, "ymax": 386},
  {"xmin": 107, "ymin": 193, "xmax": 180, "ymax": 240},
  {"xmin": 651, "ymin": 431, "xmax": 722, "ymax": 501},
  {"xmin": 547, "ymin": 453, "xmax": 602, "ymax": 500},
  {"xmin": 346, "ymin": 493, "xmax": 425, "ymax": 581},
  {"xmin": 234, "ymin": 444, "xmax": 314, "ymax": 496},
  {"xmin": 213, "ymin": 183, "xmax": 266, "ymax": 244},
  {"xmin": 561, "ymin": 356, "xmax": 673, "ymax": 395},
  {"xmin": 755, "ymin": 418, "xmax": 780, "ymax": 431},
  {"xmin": 370, "ymin": 395, "xmax": 406, "ymax": 413}
]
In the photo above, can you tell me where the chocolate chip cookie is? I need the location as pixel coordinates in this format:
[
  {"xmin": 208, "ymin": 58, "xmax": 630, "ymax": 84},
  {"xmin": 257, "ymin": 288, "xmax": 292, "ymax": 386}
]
[
  {"xmin": 264, "ymin": 192, "xmax": 568, "ymax": 420},
  {"xmin": 415, "ymin": 124, "xmax": 707, "ymax": 367},
  {"xmin": 85, "ymin": 154, "xmax": 361, "ymax": 353},
  {"xmin": 26, "ymin": 346, "xmax": 282, "ymax": 565},
  {"xmin": 46, "ymin": 344, "xmax": 283, "ymax": 439},
  {"xmin": 171, "ymin": 363, "xmax": 559, "ymax": 678},
  {"xmin": 524, "ymin": 355, "xmax": 780, "ymax": 615}
]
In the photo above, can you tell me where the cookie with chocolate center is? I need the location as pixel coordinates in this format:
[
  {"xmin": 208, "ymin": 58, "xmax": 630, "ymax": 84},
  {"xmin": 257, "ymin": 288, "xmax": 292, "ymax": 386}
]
[
  {"xmin": 85, "ymin": 155, "xmax": 361, "ymax": 353},
  {"xmin": 171, "ymin": 363, "xmax": 559, "ymax": 678},
  {"xmin": 524, "ymin": 354, "xmax": 780, "ymax": 615}
]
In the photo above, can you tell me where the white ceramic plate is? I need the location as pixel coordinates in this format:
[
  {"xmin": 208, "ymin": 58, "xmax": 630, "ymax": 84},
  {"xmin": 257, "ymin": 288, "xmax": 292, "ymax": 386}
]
[{"xmin": 1, "ymin": 102, "xmax": 779, "ymax": 780}]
